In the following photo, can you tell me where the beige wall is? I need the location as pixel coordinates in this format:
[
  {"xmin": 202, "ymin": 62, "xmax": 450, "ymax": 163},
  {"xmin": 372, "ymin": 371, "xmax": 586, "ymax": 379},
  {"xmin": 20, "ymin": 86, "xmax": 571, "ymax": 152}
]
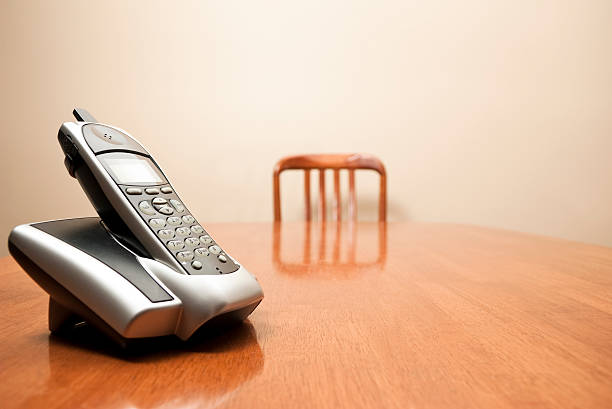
[{"xmin": 1, "ymin": 0, "xmax": 612, "ymax": 257}]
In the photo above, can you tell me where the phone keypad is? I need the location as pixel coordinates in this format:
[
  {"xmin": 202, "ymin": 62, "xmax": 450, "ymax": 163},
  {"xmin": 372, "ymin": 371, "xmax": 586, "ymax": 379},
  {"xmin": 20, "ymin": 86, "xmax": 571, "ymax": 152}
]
[
  {"xmin": 177, "ymin": 251, "xmax": 194, "ymax": 262},
  {"xmin": 167, "ymin": 240, "xmax": 185, "ymax": 251},
  {"xmin": 185, "ymin": 237, "xmax": 200, "ymax": 247},
  {"xmin": 195, "ymin": 247, "xmax": 209, "ymax": 257},
  {"xmin": 149, "ymin": 218, "xmax": 166, "ymax": 228},
  {"xmin": 176, "ymin": 227, "xmax": 191, "ymax": 236},
  {"xmin": 157, "ymin": 229, "xmax": 175, "ymax": 240},
  {"xmin": 121, "ymin": 184, "xmax": 240, "ymax": 275},
  {"xmin": 190, "ymin": 225, "xmax": 204, "ymax": 234},
  {"xmin": 167, "ymin": 216, "xmax": 181, "ymax": 226}
]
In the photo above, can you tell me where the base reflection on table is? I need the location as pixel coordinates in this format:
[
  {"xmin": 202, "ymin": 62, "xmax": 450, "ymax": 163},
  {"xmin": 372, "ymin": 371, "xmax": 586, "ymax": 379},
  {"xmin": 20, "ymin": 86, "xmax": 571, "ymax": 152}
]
[{"xmin": 21, "ymin": 321, "xmax": 263, "ymax": 409}]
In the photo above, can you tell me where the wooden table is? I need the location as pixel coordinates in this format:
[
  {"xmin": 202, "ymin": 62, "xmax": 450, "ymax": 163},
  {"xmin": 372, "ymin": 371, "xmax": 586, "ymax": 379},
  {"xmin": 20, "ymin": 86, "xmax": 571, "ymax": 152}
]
[{"xmin": 1, "ymin": 222, "xmax": 611, "ymax": 409}]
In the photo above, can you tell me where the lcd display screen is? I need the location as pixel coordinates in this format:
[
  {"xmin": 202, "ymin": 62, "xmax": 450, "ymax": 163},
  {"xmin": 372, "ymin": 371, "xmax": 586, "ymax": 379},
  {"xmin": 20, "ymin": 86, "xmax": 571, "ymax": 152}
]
[{"xmin": 99, "ymin": 153, "xmax": 165, "ymax": 185}]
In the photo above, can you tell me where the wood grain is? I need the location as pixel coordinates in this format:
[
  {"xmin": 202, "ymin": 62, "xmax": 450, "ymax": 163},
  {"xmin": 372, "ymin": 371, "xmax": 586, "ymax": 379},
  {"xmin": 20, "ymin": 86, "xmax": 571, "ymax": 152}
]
[{"xmin": 1, "ymin": 222, "xmax": 611, "ymax": 409}]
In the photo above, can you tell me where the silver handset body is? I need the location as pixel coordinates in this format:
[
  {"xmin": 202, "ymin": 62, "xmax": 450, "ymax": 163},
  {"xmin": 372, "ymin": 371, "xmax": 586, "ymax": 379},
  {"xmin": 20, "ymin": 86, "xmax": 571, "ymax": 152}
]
[{"xmin": 58, "ymin": 110, "xmax": 239, "ymax": 275}]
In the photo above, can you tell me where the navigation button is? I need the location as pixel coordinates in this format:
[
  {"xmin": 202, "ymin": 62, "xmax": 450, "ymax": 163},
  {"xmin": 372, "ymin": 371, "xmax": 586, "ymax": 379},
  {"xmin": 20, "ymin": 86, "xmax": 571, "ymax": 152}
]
[
  {"xmin": 138, "ymin": 201, "xmax": 155, "ymax": 215},
  {"xmin": 158, "ymin": 205, "xmax": 174, "ymax": 215},
  {"xmin": 152, "ymin": 197, "xmax": 167, "ymax": 205}
]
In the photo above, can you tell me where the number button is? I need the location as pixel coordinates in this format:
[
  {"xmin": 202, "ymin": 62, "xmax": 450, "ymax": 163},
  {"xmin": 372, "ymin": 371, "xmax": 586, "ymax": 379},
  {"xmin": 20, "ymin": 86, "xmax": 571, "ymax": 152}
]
[
  {"xmin": 176, "ymin": 227, "xmax": 191, "ymax": 236},
  {"xmin": 177, "ymin": 251, "xmax": 194, "ymax": 262},
  {"xmin": 138, "ymin": 201, "xmax": 155, "ymax": 215},
  {"xmin": 200, "ymin": 235, "xmax": 213, "ymax": 245},
  {"xmin": 195, "ymin": 247, "xmax": 210, "ymax": 257},
  {"xmin": 185, "ymin": 237, "xmax": 200, "ymax": 247},
  {"xmin": 170, "ymin": 199, "xmax": 185, "ymax": 213},
  {"xmin": 158, "ymin": 205, "xmax": 174, "ymax": 215},
  {"xmin": 208, "ymin": 245, "xmax": 221, "ymax": 255},
  {"xmin": 167, "ymin": 240, "xmax": 185, "ymax": 251},
  {"xmin": 126, "ymin": 187, "xmax": 142, "ymax": 195},
  {"xmin": 157, "ymin": 229, "xmax": 175, "ymax": 240},
  {"xmin": 191, "ymin": 225, "xmax": 204, "ymax": 234},
  {"xmin": 182, "ymin": 215, "xmax": 195, "ymax": 224},
  {"xmin": 167, "ymin": 216, "xmax": 181, "ymax": 226},
  {"xmin": 148, "ymin": 218, "xmax": 166, "ymax": 228}
]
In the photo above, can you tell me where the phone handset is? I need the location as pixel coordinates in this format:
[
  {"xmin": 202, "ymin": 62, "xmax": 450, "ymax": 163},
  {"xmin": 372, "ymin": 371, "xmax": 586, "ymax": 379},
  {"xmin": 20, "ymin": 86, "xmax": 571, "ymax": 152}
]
[{"xmin": 57, "ymin": 108, "xmax": 240, "ymax": 275}]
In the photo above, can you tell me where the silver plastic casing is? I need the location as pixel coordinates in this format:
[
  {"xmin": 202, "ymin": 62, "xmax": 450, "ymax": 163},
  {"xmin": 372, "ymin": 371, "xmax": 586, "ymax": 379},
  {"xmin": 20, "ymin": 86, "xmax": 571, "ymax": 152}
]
[
  {"xmin": 61, "ymin": 121, "xmax": 186, "ymax": 274},
  {"xmin": 9, "ymin": 220, "xmax": 264, "ymax": 341}
]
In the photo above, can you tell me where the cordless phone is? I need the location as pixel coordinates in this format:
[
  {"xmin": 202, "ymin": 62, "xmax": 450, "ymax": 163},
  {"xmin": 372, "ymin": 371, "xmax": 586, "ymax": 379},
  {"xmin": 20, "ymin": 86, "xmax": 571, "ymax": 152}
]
[
  {"xmin": 58, "ymin": 109, "xmax": 238, "ymax": 276},
  {"xmin": 8, "ymin": 108, "xmax": 263, "ymax": 345}
]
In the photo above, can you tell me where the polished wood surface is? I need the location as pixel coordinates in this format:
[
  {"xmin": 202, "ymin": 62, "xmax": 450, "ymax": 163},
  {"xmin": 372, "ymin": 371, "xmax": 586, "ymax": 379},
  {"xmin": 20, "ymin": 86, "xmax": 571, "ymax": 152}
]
[
  {"xmin": 273, "ymin": 153, "xmax": 387, "ymax": 221},
  {"xmin": 1, "ymin": 222, "xmax": 612, "ymax": 409}
]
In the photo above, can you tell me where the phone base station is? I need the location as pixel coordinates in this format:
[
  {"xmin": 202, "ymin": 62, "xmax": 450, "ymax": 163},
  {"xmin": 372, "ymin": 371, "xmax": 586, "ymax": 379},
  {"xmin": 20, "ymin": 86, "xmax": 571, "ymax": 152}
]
[{"xmin": 8, "ymin": 217, "xmax": 263, "ymax": 347}]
